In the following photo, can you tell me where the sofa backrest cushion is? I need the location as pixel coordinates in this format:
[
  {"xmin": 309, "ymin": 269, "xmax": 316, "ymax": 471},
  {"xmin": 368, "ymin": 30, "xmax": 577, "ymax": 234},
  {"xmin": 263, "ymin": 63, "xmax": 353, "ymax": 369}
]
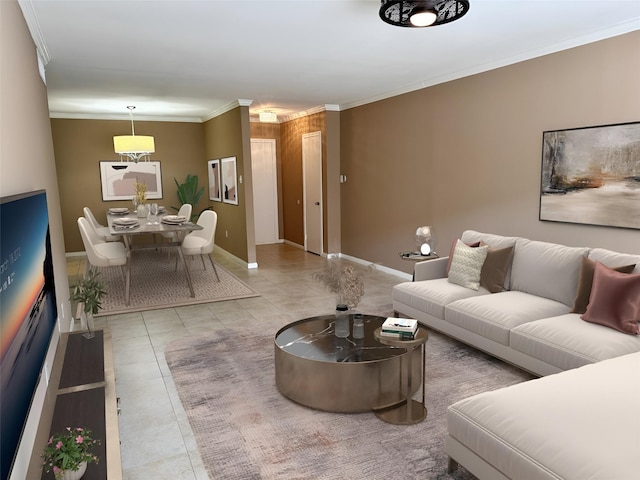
[
  {"xmin": 510, "ymin": 239, "xmax": 589, "ymax": 306},
  {"xmin": 460, "ymin": 231, "xmax": 519, "ymax": 289},
  {"xmin": 588, "ymin": 248, "xmax": 640, "ymax": 274}
]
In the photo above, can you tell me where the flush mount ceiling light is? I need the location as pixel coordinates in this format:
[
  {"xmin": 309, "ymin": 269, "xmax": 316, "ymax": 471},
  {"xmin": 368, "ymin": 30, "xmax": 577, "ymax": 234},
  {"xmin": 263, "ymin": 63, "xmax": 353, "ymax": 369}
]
[
  {"xmin": 113, "ymin": 106, "xmax": 155, "ymax": 162},
  {"xmin": 379, "ymin": 0, "xmax": 470, "ymax": 28},
  {"xmin": 259, "ymin": 111, "xmax": 278, "ymax": 123}
]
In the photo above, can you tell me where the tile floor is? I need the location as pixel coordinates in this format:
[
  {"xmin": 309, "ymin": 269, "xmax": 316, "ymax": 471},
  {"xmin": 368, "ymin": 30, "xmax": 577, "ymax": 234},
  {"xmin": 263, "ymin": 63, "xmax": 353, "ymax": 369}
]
[{"xmin": 66, "ymin": 244, "xmax": 407, "ymax": 479}]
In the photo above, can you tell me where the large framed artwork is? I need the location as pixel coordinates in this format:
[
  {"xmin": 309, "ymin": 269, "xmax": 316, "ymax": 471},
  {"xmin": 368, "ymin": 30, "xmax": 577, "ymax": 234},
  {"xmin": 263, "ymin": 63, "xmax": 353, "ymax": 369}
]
[
  {"xmin": 99, "ymin": 161, "xmax": 163, "ymax": 201},
  {"xmin": 539, "ymin": 121, "xmax": 640, "ymax": 230},
  {"xmin": 208, "ymin": 159, "xmax": 221, "ymax": 202},
  {"xmin": 221, "ymin": 156, "xmax": 238, "ymax": 205}
]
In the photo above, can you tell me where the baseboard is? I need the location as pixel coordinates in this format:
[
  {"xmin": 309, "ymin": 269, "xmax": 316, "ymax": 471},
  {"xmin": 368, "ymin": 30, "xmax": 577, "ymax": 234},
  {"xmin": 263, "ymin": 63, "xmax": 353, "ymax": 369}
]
[{"xmin": 339, "ymin": 253, "xmax": 411, "ymax": 281}]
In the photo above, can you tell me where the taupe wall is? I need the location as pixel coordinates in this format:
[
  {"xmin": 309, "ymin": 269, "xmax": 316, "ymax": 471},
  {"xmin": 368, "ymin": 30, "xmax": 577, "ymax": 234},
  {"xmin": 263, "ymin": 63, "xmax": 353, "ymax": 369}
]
[
  {"xmin": 51, "ymin": 119, "xmax": 207, "ymax": 252},
  {"xmin": 1, "ymin": 2, "xmax": 70, "ymax": 477},
  {"xmin": 341, "ymin": 31, "xmax": 640, "ymax": 275},
  {"xmin": 203, "ymin": 107, "xmax": 252, "ymax": 263}
]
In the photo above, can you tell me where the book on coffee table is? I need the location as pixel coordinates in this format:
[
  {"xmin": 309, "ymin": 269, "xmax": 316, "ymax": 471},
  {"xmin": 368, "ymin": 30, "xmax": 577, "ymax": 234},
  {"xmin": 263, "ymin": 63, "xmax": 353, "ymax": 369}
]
[
  {"xmin": 382, "ymin": 317, "xmax": 418, "ymax": 335},
  {"xmin": 378, "ymin": 329, "xmax": 415, "ymax": 340}
]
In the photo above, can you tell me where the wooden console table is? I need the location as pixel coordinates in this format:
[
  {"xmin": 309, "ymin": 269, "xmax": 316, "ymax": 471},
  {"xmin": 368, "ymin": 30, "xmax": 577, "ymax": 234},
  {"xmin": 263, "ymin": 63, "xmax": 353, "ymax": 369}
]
[{"xmin": 32, "ymin": 329, "xmax": 122, "ymax": 480}]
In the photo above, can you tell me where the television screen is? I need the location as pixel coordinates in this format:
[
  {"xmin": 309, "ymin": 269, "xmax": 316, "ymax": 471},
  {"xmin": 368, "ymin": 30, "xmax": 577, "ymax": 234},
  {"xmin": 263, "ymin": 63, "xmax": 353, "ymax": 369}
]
[{"xmin": 0, "ymin": 189, "xmax": 57, "ymax": 480}]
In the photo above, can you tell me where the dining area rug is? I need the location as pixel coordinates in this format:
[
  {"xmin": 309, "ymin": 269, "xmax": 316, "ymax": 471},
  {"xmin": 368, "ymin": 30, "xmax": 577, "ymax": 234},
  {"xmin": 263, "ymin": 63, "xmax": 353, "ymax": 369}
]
[
  {"xmin": 164, "ymin": 328, "xmax": 533, "ymax": 479},
  {"xmin": 95, "ymin": 250, "xmax": 259, "ymax": 315}
]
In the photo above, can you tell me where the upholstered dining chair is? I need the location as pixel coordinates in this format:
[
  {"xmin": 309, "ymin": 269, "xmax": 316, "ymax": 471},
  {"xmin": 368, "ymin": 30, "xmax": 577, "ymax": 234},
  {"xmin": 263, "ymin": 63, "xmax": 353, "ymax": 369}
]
[
  {"xmin": 83, "ymin": 206, "xmax": 121, "ymax": 242},
  {"xmin": 179, "ymin": 210, "xmax": 219, "ymax": 281},
  {"xmin": 77, "ymin": 217, "xmax": 128, "ymax": 285},
  {"xmin": 161, "ymin": 203, "xmax": 192, "ymax": 243}
]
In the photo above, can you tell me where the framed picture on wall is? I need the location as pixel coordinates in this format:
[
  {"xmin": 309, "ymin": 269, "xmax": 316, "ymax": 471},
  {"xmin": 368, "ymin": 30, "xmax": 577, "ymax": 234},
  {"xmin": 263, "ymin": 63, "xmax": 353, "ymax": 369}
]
[
  {"xmin": 208, "ymin": 159, "xmax": 221, "ymax": 201},
  {"xmin": 221, "ymin": 156, "xmax": 238, "ymax": 205},
  {"xmin": 539, "ymin": 121, "xmax": 640, "ymax": 230},
  {"xmin": 99, "ymin": 161, "xmax": 163, "ymax": 201}
]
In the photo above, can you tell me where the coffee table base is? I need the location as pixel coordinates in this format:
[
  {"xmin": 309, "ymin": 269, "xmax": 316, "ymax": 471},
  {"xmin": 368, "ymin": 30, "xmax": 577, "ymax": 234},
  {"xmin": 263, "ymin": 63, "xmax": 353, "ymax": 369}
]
[{"xmin": 374, "ymin": 400, "xmax": 427, "ymax": 425}]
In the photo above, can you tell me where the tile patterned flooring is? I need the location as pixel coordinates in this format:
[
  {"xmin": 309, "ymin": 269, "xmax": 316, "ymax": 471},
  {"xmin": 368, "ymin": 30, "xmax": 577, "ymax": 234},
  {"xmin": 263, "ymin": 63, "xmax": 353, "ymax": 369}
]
[{"xmin": 66, "ymin": 244, "xmax": 406, "ymax": 479}]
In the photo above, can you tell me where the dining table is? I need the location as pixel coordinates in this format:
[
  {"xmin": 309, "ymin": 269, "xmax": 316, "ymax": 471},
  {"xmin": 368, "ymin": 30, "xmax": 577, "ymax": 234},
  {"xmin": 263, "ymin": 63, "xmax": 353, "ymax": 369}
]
[{"xmin": 106, "ymin": 207, "xmax": 203, "ymax": 306}]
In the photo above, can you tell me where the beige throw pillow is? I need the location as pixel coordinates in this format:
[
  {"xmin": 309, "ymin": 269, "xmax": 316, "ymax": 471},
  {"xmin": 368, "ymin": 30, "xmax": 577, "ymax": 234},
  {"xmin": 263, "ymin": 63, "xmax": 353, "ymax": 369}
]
[{"xmin": 448, "ymin": 240, "xmax": 489, "ymax": 290}]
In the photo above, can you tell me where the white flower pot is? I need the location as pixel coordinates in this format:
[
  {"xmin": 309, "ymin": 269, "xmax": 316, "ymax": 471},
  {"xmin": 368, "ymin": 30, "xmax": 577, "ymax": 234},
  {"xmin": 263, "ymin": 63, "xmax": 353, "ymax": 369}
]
[{"xmin": 59, "ymin": 461, "xmax": 87, "ymax": 480}]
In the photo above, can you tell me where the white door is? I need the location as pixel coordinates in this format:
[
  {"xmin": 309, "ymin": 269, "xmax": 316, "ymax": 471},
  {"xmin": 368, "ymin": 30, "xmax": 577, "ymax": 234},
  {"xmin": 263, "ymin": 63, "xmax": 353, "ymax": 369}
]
[
  {"xmin": 302, "ymin": 132, "xmax": 322, "ymax": 255},
  {"xmin": 251, "ymin": 139, "xmax": 279, "ymax": 244}
]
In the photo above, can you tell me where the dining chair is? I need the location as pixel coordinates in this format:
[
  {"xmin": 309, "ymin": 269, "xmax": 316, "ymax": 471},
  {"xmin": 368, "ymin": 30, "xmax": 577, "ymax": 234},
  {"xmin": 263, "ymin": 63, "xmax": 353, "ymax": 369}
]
[
  {"xmin": 77, "ymin": 217, "xmax": 129, "ymax": 287},
  {"xmin": 83, "ymin": 206, "xmax": 121, "ymax": 242},
  {"xmin": 179, "ymin": 210, "xmax": 219, "ymax": 281},
  {"xmin": 161, "ymin": 203, "xmax": 192, "ymax": 243}
]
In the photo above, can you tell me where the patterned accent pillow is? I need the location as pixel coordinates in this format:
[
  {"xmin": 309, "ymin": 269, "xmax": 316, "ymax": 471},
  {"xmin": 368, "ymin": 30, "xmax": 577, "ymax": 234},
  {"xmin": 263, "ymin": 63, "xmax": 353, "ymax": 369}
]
[{"xmin": 448, "ymin": 240, "xmax": 489, "ymax": 290}]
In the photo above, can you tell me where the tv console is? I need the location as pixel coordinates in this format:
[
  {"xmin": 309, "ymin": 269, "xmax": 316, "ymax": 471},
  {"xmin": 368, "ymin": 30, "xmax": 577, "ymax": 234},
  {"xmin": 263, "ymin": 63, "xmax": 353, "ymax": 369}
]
[{"xmin": 28, "ymin": 328, "xmax": 122, "ymax": 479}]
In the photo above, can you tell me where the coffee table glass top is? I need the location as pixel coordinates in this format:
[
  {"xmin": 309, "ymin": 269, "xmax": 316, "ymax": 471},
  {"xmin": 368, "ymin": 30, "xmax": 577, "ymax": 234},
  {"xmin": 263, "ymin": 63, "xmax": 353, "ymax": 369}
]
[{"xmin": 275, "ymin": 314, "xmax": 407, "ymax": 363}]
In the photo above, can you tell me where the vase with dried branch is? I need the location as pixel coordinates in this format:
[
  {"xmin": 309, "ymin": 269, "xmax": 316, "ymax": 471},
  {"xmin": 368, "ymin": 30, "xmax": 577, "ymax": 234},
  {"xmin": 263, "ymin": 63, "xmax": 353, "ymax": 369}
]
[{"xmin": 313, "ymin": 264, "xmax": 365, "ymax": 310}]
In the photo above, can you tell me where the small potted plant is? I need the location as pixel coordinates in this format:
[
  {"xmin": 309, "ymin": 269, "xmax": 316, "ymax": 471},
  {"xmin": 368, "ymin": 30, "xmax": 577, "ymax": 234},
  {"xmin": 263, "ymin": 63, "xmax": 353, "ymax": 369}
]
[
  {"xmin": 41, "ymin": 426, "xmax": 99, "ymax": 480},
  {"xmin": 70, "ymin": 268, "xmax": 106, "ymax": 339}
]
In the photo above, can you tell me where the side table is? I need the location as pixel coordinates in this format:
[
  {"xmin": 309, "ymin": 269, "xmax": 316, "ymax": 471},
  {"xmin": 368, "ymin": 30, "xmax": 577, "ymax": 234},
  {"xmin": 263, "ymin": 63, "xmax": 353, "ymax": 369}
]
[
  {"xmin": 398, "ymin": 252, "xmax": 439, "ymax": 281},
  {"xmin": 373, "ymin": 326, "xmax": 428, "ymax": 425}
]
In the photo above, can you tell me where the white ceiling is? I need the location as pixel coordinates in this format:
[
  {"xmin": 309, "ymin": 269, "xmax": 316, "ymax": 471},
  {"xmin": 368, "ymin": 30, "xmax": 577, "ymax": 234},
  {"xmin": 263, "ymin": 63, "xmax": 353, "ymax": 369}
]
[{"xmin": 19, "ymin": 0, "xmax": 640, "ymax": 123}]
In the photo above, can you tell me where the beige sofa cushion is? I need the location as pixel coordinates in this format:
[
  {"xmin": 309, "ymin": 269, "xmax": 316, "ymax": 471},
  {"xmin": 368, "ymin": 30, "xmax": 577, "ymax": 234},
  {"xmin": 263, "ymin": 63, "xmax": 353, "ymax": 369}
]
[
  {"xmin": 445, "ymin": 291, "xmax": 569, "ymax": 346},
  {"xmin": 510, "ymin": 314, "xmax": 640, "ymax": 371},
  {"xmin": 447, "ymin": 352, "xmax": 640, "ymax": 480},
  {"xmin": 510, "ymin": 239, "xmax": 588, "ymax": 307},
  {"xmin": 393, "ymin": 278, "xmax": 487, "ymax": 320}
]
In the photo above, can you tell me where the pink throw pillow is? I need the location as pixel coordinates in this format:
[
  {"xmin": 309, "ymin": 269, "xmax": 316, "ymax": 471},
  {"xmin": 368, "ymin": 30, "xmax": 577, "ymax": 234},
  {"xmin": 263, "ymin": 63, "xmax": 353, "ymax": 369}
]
[{"xmin": 581, "ymin": 261, "xmax": 640, "ymax": 335}]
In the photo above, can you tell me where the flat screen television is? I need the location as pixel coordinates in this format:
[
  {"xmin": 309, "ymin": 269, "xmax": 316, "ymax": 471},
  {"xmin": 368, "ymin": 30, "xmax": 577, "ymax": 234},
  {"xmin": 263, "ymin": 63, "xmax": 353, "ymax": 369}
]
[{"xmin": 0, "ymin": 189, "xmax": 57, "ymax": 480}]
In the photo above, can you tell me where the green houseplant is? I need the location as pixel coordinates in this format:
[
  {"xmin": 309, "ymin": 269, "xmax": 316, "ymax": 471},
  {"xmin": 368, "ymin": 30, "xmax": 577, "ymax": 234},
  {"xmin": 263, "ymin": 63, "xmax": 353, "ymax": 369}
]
[
  {"xmin": 173, "ymin": 174, "xmax": 205, "ymax": 220},
  {"xmin": 70, "ymin": 268, "xmax": 106, "ymax": 339},
  {"xmin": 41, "ymin": 426, "xmax": 99, "ymax": 480}
]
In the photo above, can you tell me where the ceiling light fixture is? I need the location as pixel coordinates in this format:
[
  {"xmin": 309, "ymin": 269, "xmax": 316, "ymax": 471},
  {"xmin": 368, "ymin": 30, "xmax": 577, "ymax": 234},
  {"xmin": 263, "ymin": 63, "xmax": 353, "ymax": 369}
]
[
  {"xmin": 113, "ymin": 106, "xmax": 155, "ymax": 162},
  {"xmin": 259, "ymin": 111, "xmax": 278, "ymax": 123},
  {"xmin": 379, "ymin": 0, "xmax": 470, "ymax": 28}
]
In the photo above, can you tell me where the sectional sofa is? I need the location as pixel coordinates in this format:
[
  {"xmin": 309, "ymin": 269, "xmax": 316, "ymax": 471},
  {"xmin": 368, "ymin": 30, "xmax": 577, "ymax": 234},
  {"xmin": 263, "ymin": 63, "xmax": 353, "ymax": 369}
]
[{"xmin": 392, "ymin": 230, "xmax": 640, "ymax": 479}]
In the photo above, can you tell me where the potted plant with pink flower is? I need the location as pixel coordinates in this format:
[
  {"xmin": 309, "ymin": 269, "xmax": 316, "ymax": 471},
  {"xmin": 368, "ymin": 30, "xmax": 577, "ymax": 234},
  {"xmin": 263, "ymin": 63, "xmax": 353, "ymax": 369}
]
[{"xmin": 41, "ymin": 426, "xmax": 99, "ymax": 480}]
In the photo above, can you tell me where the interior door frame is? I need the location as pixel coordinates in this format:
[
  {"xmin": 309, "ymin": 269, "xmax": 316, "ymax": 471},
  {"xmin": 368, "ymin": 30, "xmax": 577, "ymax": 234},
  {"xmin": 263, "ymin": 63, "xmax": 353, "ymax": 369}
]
[
  {"xmin": 302, "ymin": 131, "xmax": 323, "ymax": 255},
  {"xmin": 250, "ymin": 138, "xmax": 279, "ymax": 245}
]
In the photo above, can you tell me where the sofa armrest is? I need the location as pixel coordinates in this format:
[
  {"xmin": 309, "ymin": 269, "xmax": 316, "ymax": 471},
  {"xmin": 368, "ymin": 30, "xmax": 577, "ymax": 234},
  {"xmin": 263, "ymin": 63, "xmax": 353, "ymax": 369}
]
[{"xmin": 413, "ymin": 257, "xmax": 448, "ymax": 281}]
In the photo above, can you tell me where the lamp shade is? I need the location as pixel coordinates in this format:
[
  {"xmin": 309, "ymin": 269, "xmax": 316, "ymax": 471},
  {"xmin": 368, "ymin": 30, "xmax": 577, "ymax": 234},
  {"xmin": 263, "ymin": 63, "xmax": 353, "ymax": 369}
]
[{"xmin": 113, "ymin": 135, "xmax": 155, "ymax": 154}]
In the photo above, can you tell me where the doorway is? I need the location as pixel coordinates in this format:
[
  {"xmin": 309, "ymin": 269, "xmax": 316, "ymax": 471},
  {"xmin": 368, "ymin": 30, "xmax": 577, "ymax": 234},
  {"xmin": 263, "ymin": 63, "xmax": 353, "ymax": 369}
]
[
  {"xmin": 302, "ymin": 131, "xmax": 322, "ymax": 255},
  {"xmin": 250, "ymin": 138, "xmax": 279, "ymax": 245}
]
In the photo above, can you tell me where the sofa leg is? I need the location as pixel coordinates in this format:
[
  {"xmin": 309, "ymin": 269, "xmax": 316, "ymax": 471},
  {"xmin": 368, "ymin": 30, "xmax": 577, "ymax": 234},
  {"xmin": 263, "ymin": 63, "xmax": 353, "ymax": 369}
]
[{"xmin": 447, "ymin": 457, "xmax": 459, "ymax": 474}]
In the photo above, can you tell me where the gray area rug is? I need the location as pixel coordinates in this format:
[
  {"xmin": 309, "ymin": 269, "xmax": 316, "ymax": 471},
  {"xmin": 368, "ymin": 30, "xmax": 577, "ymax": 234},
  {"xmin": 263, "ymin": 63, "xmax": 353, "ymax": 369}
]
[
  {"xmin": 96, "ymin": 250, "xmax": 259, "ymax": 315},
  {"xmin": 165, "ymin": 328, "xmax": 534, "ymax": 479}
]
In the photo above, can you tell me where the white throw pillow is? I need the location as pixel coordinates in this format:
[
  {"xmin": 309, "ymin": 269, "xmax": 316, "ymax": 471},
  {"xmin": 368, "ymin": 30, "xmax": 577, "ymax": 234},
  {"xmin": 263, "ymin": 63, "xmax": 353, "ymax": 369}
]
[{"xmin": 448, "ymin": 240, "xmax": 489, "ymax": 290}]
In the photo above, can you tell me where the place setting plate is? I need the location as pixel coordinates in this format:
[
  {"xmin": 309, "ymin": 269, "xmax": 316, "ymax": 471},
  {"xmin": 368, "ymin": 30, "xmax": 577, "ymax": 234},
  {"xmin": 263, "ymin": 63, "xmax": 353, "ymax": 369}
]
[
  {"xmin": 109, "ymin": 207, "xmax": 129, "ymax": 215},
  {"xmin": 162, "ymin": 215, "xmax": 187, "ymax": 225},
  {"xmin": 112, "ymin": 217, "xmax": 139, "ymax": 227}
]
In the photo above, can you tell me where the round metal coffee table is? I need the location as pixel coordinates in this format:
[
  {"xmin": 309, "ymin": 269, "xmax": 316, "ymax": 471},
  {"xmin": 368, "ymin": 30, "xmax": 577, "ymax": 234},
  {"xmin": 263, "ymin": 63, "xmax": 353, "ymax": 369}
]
[{"xmin": 274, "ymin": 314, "xmax": 427, "ymax": 421}]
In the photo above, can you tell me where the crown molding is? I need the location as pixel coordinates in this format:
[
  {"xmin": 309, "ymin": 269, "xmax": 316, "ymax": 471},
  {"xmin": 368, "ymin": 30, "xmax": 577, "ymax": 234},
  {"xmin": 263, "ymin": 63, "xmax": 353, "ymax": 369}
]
[
  {"xmin": 279, "ymin": 104, "xmax": 341, "ymax": 123},
  {"xmin": 48, "ymin": 112, "xmax": 202, "ymax": 123},
  {"xmin": 202, "ymin": 99, "xmax": 253, "ymax": 122},
  {"xmin": 18, "ymin": 0, "xmax": 51, "ymax": 66}
]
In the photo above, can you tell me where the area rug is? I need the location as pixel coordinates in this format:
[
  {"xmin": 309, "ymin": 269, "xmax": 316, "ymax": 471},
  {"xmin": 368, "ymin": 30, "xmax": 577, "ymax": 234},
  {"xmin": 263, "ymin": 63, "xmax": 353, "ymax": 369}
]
[
  {"xmin": 165, "ymin": 328, "xmax": 534, "ymax": 480},
  {"xmin": 96, "ymin": 250, "xmax": 259, "ymax": 315}
]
